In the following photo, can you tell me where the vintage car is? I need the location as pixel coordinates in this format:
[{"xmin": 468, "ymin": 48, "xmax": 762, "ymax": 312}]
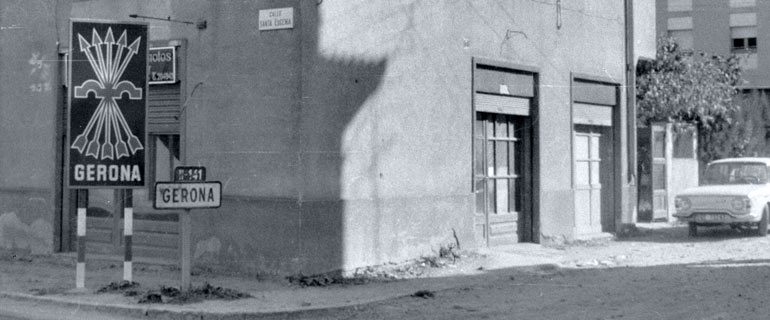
[{"xmin": 674, "ymin": 157, "xmax": 770, "ymax": 237}]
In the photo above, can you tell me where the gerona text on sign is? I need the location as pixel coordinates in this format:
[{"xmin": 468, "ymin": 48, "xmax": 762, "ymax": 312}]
[{"xmin": 154, "ymin": 182, "xmax": 222, "ymax": 209}]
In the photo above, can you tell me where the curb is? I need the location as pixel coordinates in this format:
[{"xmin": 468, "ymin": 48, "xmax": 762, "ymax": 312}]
[{"xmin": 0, "ymin": 289, "xmax": 409, "ymax": 320}]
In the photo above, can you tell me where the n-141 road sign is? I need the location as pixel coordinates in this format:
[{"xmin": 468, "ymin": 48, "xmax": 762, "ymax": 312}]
[{"xmin": 154, "ymin": 182, "xmax": 221, "ymax": 209}]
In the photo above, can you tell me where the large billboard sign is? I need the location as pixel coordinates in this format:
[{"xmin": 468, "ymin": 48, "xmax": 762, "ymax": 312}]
[{"xmin": 68, "ymin": 21, "xmax": 148, "ymax": 188}]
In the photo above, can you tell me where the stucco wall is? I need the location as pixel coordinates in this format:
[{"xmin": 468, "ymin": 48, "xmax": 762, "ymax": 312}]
[
  {"xmin": 1, "ymin": 0, "xmax": 635, "ymax": 275},
  {"xmin": 309, "ymin": 0, "xmax": 628, "ymax": 262},
  {"xmin": 634, "ymin": 0, "xmax": 657, "ymax": 60},
  {"xmin": 0, "ymin": 0, "xmax": 59, "ymax": 254}
]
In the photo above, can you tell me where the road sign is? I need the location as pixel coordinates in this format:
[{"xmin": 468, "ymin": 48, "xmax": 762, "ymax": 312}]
[
  {"xmin": 67, "ymin": 20, "xmax": 148, "ymax": 188},
  {"xmin": 174, "ymin": 166, "xmax": 206, "ymax": 182},
  {"xmin": 154, "ymin": 181, "xmax": 222, "ymax": 209}
]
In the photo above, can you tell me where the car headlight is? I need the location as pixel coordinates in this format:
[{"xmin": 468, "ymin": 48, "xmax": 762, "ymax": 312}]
[
  {"xmin": 731, "ymin": 197, "xmax": 752, "ymax": 212},
  {"xmin": 675, "ymin": 197, "xmax": 691, "ymax": 211}
]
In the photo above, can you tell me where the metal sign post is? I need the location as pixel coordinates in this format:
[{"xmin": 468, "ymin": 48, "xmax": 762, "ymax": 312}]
[
  {"xmin": 123, "ymin": 190, "xmax": 133, "ymax": 282},
  {"xmin": 155, "ymin": 166, "xmax": 220, "ymax": 289},
  {"xmin": 67, "ymin": 20, "xmax": 148, "ymax": 289},
  {"xmin": 180, "ymin": 208, "xmax": 192, "ymax": 289},
  {"xmin": 75, "ymin": 190, "xmax": 88, "ymax": 289}
]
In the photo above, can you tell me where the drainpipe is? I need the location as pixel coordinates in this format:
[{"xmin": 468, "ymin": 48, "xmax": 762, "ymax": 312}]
[{"xmin": 624, "ymin": 0, "xmax": 638, "ymax": 229}]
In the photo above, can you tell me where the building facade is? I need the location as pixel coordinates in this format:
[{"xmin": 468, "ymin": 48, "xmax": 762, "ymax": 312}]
[
  {"xmin": 0, "ymin": 1, "xmax": 653, "ymax": 276},
  {"xmin": 658, "ymin": 0, "xmax": 770, "ymax": 155}
]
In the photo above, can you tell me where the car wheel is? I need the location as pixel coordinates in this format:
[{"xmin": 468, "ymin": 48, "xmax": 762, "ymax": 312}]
[
  {"xmin": 688, "ymin": 222, "xmax": 697, "ymax": 237},
  {"xmin": 758, "ymin": 206, "xmax": 769, "ymax": 237}
]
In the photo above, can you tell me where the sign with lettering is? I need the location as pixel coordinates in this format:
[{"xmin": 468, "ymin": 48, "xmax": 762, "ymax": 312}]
[
  {"xmin": 148, "ymin": 46, "xmax": 176, "ymax": 85},
  {"xmin": 154, "ymin": 182, "xmax": 222, "ymax": 209},
  {"xmin": 258, "ymin": 7, "xmax": 294, "ymax": 31},
  {"xmin": 174, "ymin": 166, "xmax": 206, "ymax": 182},
  {"xmin": 68, "ymin": 20, "xmax": 148, "ymax": 188}
]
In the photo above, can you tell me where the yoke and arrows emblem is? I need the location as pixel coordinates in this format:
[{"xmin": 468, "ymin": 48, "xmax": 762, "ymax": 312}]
[{"xmin": 72, "ymin": 28, "xmax": 143, "ymax": 160}]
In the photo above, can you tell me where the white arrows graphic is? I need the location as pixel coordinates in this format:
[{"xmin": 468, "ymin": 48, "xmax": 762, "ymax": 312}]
[{"xmin": 72, "ymin": 27, "xmax": 143, "ymax": 160}]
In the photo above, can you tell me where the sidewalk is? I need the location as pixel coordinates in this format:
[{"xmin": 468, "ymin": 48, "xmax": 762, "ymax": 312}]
[
  {"xmin": 0, "ymin": 241, "xmax": 586, "ymax": 319},
  {"xmin": 6, "ymin": 224, "xmax": 700, "ymax": 319}
]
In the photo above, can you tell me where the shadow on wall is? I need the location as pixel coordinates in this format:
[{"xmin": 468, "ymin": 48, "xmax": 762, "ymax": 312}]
[
  {"xmin": 194, "ymin": 2, "xmax": 389, "ymax": 276},
  {"xmin": 294, "ymin": 2, "xmax": 389, "ymax": 275},
  {"xmin": 298, "ymin": 53, "xmax": 388, "ymax": 275}
]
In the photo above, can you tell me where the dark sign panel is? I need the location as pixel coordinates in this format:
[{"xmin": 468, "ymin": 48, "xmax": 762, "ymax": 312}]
[
  {"xmin": 174, "ymin": 166, "xmax": 206, "ymax": 182},
  {"xmin": 68, "ymin": 21, "xmax": 148, "ymax": 188},
  {"xmin": 149, "ymin": 46, "xmax": 176, "ymax": 84}
]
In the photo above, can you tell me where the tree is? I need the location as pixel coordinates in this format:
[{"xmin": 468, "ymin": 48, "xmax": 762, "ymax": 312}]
[{"xmin": 636, "ymin": 37, "xmax": 749, "ymax": 164}]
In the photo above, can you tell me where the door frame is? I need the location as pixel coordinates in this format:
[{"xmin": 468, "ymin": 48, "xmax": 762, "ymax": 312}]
[
  {"xmin": 570, "ymin": 73, "xmax": 622, "ymax": 234},
  {"xmin": 471, "ymin": 58, "xmax": 540, "ymax": 244}
]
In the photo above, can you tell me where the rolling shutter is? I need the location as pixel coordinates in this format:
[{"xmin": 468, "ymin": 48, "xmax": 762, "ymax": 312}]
[
  {"xmin": 573, "ymin": 103, "xmax": 612, "ymax": 126},
  {"xmin": 147, "ymin": 84, "xmax": 181, "ymax": 134},
  {"xmin": 475, "ymin": 93, "xmax": 530, "ymax": 116}
]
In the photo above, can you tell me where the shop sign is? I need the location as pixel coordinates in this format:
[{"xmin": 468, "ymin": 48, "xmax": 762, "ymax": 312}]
[
  {"xmin": 259, "ymin": 7, "xmax": 294, "ymax": 31},
  {"xmin": 68, "ymin": 20, "xmax": 148, "ymax": 188},
  {"xmin": 154, "ymin": 182, "xmax": 222, "ymax": 209},
  {"xmin": 149, "ymin": 46, "xmax": 176, "ymax": 84}
]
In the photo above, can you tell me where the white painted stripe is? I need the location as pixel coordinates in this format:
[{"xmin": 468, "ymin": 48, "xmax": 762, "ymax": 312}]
[
  {"xmin": 667, "ymin": 0, "xmax": 691, "ymax": 12},
  {"xmin": 667, "ymin": 17, "xmax": 692, "ymax": 31},
  {"xmin": 731, "ymin": 26, "xmax": 757, "ymax": 38},
  {"xmin": 124, "ymin": 207, "xmax": 133, "ymax": 236},
  {"xmin": 729, "ymin": 13, "xmax": 757, "ymax": 27},
  {"xmin": 77, "ymin": 208, "xmax": 86, "ymax": 236},
  {"xmin": 123, "ymin": 261, "xmax": 132, "ymax": 282},
  {"xmin": 730, "ymin": 0, "xmax": 756, "ymax": 8},
  {"xmin": 76, "ymin": 263, "xmax": 85, "ymax": 288}
]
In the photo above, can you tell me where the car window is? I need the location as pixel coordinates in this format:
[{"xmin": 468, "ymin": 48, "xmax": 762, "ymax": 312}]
[{"xmin": 703, "ymin": 162, "xmax": 769, "ymax": 185}]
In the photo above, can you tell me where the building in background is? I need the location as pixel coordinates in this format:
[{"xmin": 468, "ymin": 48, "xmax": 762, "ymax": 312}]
[
  {"xmin": 0, "ymin": 1, "xmax": 653, "ymax": 276},
  {"xmin": 658, "ymin": 0, "xmax": 770, "ymax": 155},
  {"xmin": 645, "ymin": 0, "xmax": 770, "ymax": 222}
]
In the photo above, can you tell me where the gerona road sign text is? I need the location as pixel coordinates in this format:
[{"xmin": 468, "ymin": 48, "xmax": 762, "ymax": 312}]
[{"xmin": 154, "ymin": 182, "xmax": 222, "ymax": 209}]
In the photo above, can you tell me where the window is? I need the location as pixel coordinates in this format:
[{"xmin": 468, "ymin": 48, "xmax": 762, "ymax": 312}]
[
  {"xmin": 668, "ymin": 30, "xmax": 694, "ymax": 50},
  {"xmin": 673, "ymin": 128, "xmax": 695, "ymax": 159},
  {"xmin": 731, "ymin": 27, "xmax": 758, "ymax": 69},
  {"xmin": 730, "ymin": 14, "xmax": 758, "ymax": 70},
  {"xmin": 667, "ymin": 17, "xmax": 693, "ymax": 50},
  {"xmin": 704, "ymin": 162, "xmax": 768, "ymax": 185},
  {"xmin": 574, "ymin": 128, "xmax": 601, "ymax": 187},
  {"xmin": 731, "ymin": 27, "xmax": 757, "ymax": 52},
  {"xmin": 668, "ymin": 0, "xmax": 692, "ymax": 12}
]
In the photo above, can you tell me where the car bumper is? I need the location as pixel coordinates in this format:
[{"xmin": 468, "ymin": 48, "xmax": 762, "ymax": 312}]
[{"xmin": 674, "ymin": 211, "xmax": 760, "ymax": 224}]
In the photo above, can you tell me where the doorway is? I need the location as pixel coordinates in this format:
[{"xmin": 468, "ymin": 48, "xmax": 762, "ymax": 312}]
[
  {"xmin": 573, "ymin": 124, "xmax": 615, "ymax": 234},
  {"xmin": 474, "ymin": 112, "xmax": 534, "ymax": 245}
]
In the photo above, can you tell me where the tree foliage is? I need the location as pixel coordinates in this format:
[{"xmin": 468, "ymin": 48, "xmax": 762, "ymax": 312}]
[{"xmin": 637, "ymin": 37, "xmax": 749, "ymax": 163}]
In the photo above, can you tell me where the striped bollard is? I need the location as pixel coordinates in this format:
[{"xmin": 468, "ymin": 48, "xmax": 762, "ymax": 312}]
[
  {"xmin": 124, "ymin": 190, "xmax": 133, "ymax": 282},
  {"xmin": 76, "ymin": 190, "xmax": 88, "ymax": 288}
]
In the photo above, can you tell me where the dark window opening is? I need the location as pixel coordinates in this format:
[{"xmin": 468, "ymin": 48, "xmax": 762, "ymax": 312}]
[{"xmin": 732, "ymin": 37, "xmax": 757, "ymax": 52}]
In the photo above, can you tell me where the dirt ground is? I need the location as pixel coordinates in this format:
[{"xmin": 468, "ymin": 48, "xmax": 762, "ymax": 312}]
[{"xmin": 3, "ymin": 223, "xmax": 770, "ymax": 319}]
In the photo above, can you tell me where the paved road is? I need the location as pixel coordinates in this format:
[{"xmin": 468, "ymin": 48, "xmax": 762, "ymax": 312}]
[
  {"xmin": 0, "ymin": 298, "xmax": 138, "ymax": 320},
  {"xmin": 270, "ymin": 225, "xmax": 770, "ymax": 320},
  {"xmin": 2, "ymin": 224, "xmax": 770, "ymax": 319}
]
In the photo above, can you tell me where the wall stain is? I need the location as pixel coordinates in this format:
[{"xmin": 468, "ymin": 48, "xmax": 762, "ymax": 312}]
[{"xmin": 0, "ymin": 212, "xmax": 52, "ymax": 254}]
